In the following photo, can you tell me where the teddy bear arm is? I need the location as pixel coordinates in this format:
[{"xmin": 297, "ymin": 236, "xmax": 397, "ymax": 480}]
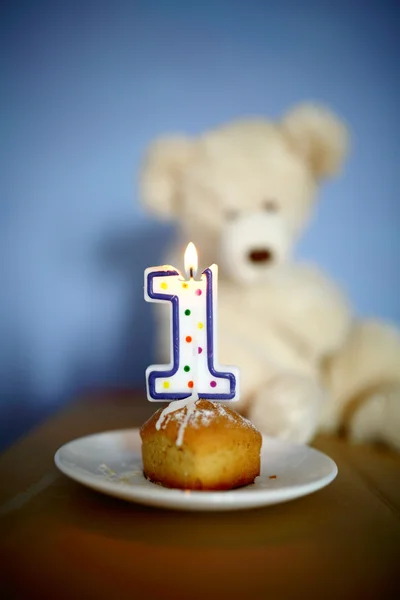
[
  {"xmin": 275, "ymin": 270, "xmax": 352, "ymax": 360},
  {"xmin": 248, "ymin": 373, "xmax": 327, "ymax": 444}
]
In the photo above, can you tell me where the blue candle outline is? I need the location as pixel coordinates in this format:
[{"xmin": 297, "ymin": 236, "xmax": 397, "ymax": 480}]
[
  {"xmin": 146, "ymin": 267, "xmax": 237, "ymax": 401},
  {"xmin": 200, "ymin": 267, "xmax": 236, "ymax": 400}
]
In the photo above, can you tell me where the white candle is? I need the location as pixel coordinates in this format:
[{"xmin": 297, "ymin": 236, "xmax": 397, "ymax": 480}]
[{"xmin": 144, "ymin": 242, "xmax": 239, "ymax": 404}]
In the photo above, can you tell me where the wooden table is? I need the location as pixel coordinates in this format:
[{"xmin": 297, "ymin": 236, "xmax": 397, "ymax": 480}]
[{"xmin": 1, "ymin": 390, "xmax": 399, "ymax": 599}]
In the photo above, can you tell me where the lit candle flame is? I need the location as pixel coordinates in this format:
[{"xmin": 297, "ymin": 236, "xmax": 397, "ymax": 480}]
[{"xmin": 184, "ymin": 242, "xmax": 198, "ymax": 279}]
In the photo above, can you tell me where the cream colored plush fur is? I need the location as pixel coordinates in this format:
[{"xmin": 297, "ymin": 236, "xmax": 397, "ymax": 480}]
[{"xmin": 139, "ymin": 103, "xmax": 400, "ymax": 450}]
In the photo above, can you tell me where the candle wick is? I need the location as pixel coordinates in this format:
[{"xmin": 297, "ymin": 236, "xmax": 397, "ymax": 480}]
[{"xmin": 189, "ymin": 267, "xmax": 194, "ymax": 280}]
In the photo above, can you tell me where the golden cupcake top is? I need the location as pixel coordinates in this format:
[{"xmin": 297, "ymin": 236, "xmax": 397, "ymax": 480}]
[{"xmin": 140, "ymin": 399, "xmax": 261, "ymax": 450}]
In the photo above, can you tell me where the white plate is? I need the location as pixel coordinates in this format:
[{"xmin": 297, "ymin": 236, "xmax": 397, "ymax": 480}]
[{"xmin": 54, "ymin": 429, "xmax": 337, "ymax": 512}]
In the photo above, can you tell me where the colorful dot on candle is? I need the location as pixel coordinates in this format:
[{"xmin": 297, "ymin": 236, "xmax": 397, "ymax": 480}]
[
  {"xmin": 184, "ymin": 365, "xmax": 190, "ymax": 372},
  {"xmin": 184, "ymin": 309, "xmax": 191, "ymax": 316},
  {"xmin": 198, "ymin": 347, "xmax": 203, "ymax": 354},
  {"xmin": 198, "ymin": 322, "xmax": 204, "ymax": 329},
  {"xmin": 210, "ymin": 381, "xmax": 217, "ymax": 388},
  {"xmin": 163, "ymin": 381, "xmax": 170, "ymax": 389},
  {"xmin": 186, "ymin": 336, "xmax": 192, "ymax": 343},
  {"xmin": 161, "ymin": 282, "xmax": 168, "ymax": 290},
  {"xmin": 195, "ymin": 289, "xmax": 202, "ymax": 296},
  {"xmin": 182, "ymin": 283, "xmax": 188, "ymax": 289},
  {"xmin": 188, "ymin": 381, "xmax": 194, "ymax": 388}
]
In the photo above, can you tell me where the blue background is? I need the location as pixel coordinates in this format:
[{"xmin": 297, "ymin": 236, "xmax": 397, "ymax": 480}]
[{"xmin": 1, "ymin": 0, "xmax": 399, "ymax": 448}]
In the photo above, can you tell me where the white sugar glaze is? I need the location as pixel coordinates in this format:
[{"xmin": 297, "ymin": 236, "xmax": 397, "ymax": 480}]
[{"xmin": 155, "ymin": 397, "xmax": 255, "ymax": 447}]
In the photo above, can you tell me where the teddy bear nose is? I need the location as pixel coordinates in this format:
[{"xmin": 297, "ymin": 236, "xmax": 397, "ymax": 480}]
[{"xmin": 248, "ymin": 248, "xmax": 273, "ymax": 263}]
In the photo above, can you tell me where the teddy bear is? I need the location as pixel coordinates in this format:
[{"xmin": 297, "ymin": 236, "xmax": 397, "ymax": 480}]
[{"xmin": 139, "ymin": 103, "xmax": 400, "ymax": 451}]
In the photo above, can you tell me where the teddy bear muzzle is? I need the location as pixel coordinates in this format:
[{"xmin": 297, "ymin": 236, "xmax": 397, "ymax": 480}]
[{"xmin": 248, "ymin": 248, "xmax": 273, "ymax": 264}]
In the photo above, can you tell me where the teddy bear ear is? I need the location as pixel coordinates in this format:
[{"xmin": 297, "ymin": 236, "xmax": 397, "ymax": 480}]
[
  {"xmin": 139, "ymin": 136, "xmax": 195, "ymax": 220},
  {"xmin": 280, "ymin": 103, "xmax": 350, "ymax": 179}
]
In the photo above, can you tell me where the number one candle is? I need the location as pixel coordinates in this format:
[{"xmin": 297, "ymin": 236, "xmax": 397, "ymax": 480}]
[{"xmin": 144, "ymin": 242, "xmax": 239, "ymax": 403}]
